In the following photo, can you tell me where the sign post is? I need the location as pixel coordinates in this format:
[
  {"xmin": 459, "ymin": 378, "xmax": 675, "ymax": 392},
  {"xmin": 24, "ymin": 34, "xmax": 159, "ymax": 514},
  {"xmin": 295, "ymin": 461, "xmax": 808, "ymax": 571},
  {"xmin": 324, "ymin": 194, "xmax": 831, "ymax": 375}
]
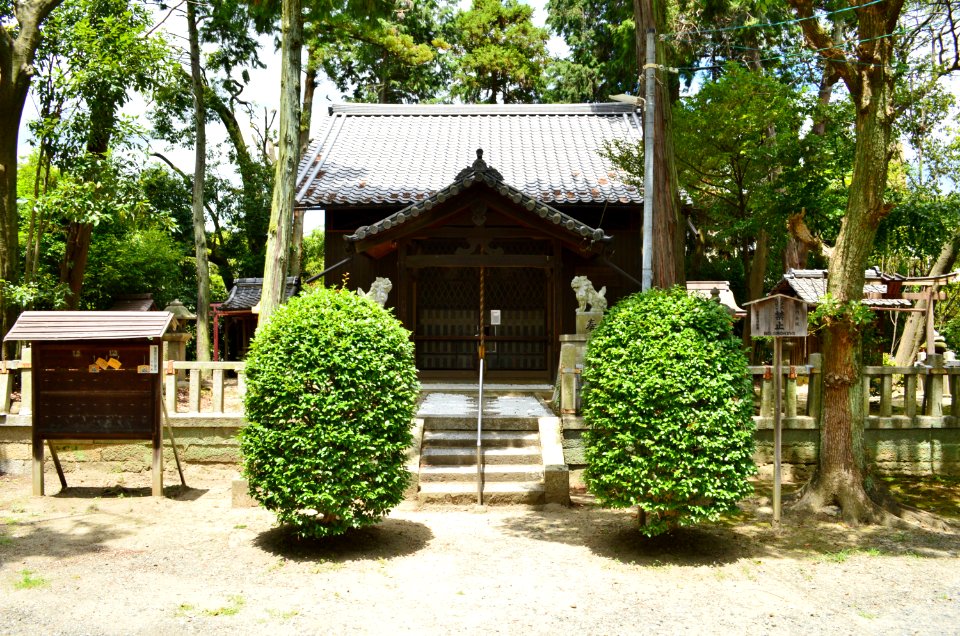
[{"xmin": 744, "ymin": 294, "xmax": 808, "ymax": 529}]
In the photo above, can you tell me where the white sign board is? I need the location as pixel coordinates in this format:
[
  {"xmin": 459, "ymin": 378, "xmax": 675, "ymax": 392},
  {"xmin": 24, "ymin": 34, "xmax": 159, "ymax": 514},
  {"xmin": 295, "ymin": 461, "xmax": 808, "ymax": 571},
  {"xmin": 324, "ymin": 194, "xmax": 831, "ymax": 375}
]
[{"xmin": 490, "ymin": 309, "xmax": 501, "ymax": 326}]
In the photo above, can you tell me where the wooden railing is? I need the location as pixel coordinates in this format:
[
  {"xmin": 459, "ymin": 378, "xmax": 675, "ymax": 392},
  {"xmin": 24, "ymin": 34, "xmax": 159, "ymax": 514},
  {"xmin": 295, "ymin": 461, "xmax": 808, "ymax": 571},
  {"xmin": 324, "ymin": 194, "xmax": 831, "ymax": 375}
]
[
  {"xmin": 0, "ymin": 349, "xmax": 246, "ymax": 419},
  {"xmin": 163, "ymin": 360, "xmax": 246, "ymax": 417},
  {"xmin": 3, "ymin": 348, "xmax": 960, "ymax": 427}
]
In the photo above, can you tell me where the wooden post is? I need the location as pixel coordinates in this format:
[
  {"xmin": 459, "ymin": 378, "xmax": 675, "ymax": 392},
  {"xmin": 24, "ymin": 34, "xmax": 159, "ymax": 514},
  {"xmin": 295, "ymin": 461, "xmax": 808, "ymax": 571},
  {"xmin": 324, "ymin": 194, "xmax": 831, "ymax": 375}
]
[
  {"xmin": 0, "ymin": 366, "xmax": 11, "ymax": 415},
  {"xmin": 863, "ymin": 373, "xmax": 871, "ymax": 417},
  {"xmin": 165, "ymin": 367, "xmax": 177, "ymax": 414},
  {"xmin": 785, "ymin": 367, "xmax": 797, "ymax": 418},
  {"xmin": 951, "ymin": 373, "xmax": 960, "ymax": 420},
  {"xmin": 880, "ymin": 374, "xmax": 892, "ymax": 417},
  {"xmin": 189, "ymin": 368, "xmax": 201, "ymax": 413},
  {"xmin": 905, "ymin": 372, "xmax": 918, "ymax": 420},
  {"xmin": 32, "ymin": 430, "xmax": 44, "ymax": 496},
  {"xmin": 212, "ymin": 368, "xmax": 224, "ymax": 413},
  {"xmin": 20, "ymin": 346, "xmax": 32, "ymax": 416},
  {"xmin": 807, "ymin": 353, "xmax": 822, "ymax": 424},
  {"xmin": 152, "ymin": 430, "xmax": 163, "ymax": 497},
  {"xmin": 772, "ymin": 338, "xmax": 782, "ymax": 530},
  {"xmin": 926, "ymin": 354, "xmax": 944, "ymax": 418},
  {"xmin": 760, "ymin": 368, "xmax": 774, "ymax": 417}
]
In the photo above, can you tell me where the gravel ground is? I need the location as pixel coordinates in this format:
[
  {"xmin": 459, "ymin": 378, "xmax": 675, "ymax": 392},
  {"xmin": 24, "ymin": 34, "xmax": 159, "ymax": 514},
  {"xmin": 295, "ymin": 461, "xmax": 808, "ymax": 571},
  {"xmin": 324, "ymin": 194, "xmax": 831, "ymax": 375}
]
[{"xmin": 0, "ymin": 468, "xmax": 958, "ymax": 635}]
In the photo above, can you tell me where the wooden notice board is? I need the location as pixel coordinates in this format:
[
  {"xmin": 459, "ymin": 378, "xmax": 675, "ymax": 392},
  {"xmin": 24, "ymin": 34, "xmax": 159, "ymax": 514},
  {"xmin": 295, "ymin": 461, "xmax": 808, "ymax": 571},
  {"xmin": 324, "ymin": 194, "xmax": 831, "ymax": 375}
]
[
  {"xmin": 4, "ymin": 311, "xmax": 173, "ymax": 496},
  {"xmin": 747, "ymin": 294, "xmax": 809, "ymax": 338}
]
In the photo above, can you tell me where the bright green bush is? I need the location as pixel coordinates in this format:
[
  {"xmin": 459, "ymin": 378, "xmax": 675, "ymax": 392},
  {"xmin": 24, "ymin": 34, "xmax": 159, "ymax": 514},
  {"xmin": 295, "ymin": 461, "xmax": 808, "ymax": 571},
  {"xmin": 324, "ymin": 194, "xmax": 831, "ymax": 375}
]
[
  {"xmin": 582, "ymin": 287, "xmax": 755, "ymax": 536},
  {"xmin": 239, "ymin": 286, "xmax": 419, "ymax": 538}
]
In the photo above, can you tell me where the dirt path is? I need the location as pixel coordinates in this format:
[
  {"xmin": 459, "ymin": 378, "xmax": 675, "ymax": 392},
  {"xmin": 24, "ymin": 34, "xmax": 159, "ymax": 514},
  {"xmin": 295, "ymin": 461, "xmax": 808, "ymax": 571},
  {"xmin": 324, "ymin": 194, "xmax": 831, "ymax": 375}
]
[{"xmin": 1, "ymin": 469, "xmax": 958, "ymax": 635}]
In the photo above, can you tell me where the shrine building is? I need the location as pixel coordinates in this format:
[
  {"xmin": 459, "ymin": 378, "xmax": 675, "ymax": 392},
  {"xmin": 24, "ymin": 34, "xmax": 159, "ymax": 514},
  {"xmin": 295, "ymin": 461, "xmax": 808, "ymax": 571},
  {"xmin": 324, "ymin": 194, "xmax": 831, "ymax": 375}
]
[{"xmin": 294, "ymin": 103, "xmax": 644, "ymax": 381}]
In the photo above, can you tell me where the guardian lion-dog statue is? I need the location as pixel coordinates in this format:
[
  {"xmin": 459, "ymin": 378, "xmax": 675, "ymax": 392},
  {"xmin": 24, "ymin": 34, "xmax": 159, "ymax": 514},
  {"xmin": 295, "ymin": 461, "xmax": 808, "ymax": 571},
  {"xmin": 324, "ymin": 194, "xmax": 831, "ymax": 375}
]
[
  {"xmin": 358, "ymin": 277, "xmax": 392, "ymax": 307},
  {"xmin": 571, "ymin": 276, "xmax": 607, "ymax": 313}
]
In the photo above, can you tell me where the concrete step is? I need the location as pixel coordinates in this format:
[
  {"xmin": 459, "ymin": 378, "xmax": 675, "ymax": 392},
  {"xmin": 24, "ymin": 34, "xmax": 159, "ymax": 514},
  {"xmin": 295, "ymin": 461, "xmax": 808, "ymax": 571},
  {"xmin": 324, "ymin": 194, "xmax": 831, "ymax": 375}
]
[
  {"xmin": 421, "ymin": 446, "xmax": 541, "ymax": 466},
  {"xmin": 418, "ymin": 481, "xmax": 546, "ymax": 505},
  {"xmin": 420, "ymin": 415, "xmax": 541, "ymax": 431},
  {"xmin": 419, "ymin": 464, "xmax": 544, "ymax": 483},
  {"xmin": 422, "ymin": 430, "xmax": 540, "ymax": 448}
]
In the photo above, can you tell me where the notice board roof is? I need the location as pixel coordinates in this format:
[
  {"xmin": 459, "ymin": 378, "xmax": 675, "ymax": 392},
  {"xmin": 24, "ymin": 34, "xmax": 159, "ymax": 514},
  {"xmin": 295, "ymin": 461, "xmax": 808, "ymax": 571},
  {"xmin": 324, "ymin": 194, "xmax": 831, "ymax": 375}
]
[{"xmin": 4, "ymin": 311, "xmax": 174, "ymax": 342}]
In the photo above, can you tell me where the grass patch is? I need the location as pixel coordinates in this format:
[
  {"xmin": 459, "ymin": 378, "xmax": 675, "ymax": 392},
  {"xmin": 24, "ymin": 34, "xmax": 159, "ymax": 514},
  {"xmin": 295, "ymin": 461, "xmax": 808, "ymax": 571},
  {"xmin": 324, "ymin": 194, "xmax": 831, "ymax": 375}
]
[
  {"xmin": 267, "ymin": 608, "xmax": 300, "ymax": 620},
  {"xmin": 819, "ymin": 547, "xmax": 885, "ymax": 563},
  {"xmin": 13, "ymin": 569, "xmax": 48, "ymax": 590},
  {"xmin": 203, "ymin": 595, "xmax": 246, "ymax": 617}
]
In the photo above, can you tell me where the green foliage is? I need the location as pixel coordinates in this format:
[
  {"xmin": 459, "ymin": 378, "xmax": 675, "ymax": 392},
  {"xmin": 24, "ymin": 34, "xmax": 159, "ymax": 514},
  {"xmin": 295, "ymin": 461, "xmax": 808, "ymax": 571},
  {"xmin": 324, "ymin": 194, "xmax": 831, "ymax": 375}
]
[
  {"xmin": 582, "ymin": 287, "xmax": 756, "ymax": 536},
  {"xmin": 240, "ymin": 286, "xmax": 419, "ymax": 538},
  {"xmin": 544, "ymin": 0, "xmax": 635, "ymax": 102},
  {"xmin": 302, "ymin": 229, "xmax": 325, "ymax": 278},
  {"xmin": 450, "ymin": 0, "xmax": 549, "ymax": 104},
  {"xmin": 80, "ymin": 227, "xmax": 185, "ymax": 309},
  {"xmin": 317, "ymin": 0, "xmax": 454, "ymax": 103},
  {"xmin": 808, "ymin": 294, "xmax": 875, "ymax": 333}
]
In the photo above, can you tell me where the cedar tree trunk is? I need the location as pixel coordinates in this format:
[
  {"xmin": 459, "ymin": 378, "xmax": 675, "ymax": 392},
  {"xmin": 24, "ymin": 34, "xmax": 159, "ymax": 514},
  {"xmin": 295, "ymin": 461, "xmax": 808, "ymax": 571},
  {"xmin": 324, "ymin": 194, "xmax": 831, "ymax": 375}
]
[
  {"xmin": 258, "ymin": 0, "xmax": 302, "ymax": 326},
  {"xmin": 187, "ymin": 0, "xmax": 211, "ymax": 362},
  {"xmin": 633, "ymin": 0, "xmax": 684, "ymax": 288}
]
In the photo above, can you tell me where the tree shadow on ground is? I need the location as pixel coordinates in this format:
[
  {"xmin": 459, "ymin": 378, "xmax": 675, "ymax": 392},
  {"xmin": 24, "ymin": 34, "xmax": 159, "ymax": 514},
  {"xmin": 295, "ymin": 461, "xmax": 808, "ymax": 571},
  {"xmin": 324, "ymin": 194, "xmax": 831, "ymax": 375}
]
[
  {"xmin": 255, "ymin": 518, "xmax": 433, "ymax": 564},
  {"xmin": 0, "ymin": 516, "xmax": 131, "ymax": 565},
  {"xmin": 51, "ymin": 484, "xmax": 208, "ymax": 501},
  {"xmin": 498, "ymin": 496, "xmax": 960, "ymax": 567}
]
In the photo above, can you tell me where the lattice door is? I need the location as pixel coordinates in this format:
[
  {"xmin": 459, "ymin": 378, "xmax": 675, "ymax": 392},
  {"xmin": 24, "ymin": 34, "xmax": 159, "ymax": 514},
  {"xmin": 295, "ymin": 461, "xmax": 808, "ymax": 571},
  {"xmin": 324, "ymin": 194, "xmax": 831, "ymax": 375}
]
[{"xmin": 416, "ymin": 267, "xmax": 547, "ymax": 372}]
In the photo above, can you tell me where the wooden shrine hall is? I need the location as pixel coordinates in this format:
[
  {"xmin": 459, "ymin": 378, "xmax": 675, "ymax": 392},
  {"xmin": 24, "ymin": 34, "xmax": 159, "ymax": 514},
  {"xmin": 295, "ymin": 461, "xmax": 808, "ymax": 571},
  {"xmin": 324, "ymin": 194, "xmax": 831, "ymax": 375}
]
[{"xmin": 295, "ymin": 103, "xmax": 645, "ymax": 380}]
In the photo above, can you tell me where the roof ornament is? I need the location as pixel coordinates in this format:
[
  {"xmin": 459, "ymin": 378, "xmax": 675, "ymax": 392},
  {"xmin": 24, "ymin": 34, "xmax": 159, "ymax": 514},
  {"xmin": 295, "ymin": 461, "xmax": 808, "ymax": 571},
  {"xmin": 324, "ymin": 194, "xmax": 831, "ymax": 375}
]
[{"xmin": 455, "ymin": 148, "xmax": 504, "ymax": 182}]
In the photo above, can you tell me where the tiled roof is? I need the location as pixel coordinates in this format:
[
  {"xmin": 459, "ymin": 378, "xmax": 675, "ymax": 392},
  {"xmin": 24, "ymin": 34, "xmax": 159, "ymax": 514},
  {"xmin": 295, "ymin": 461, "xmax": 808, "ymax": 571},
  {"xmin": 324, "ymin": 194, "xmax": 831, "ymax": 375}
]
[
  {"xmin": 347, "ymin": 151, "xmax": 612, "ymax": 244},
  {"xmin": 774, "ymin": 269, "xmax": 912, "ymax": 308},
  {"xmin": 296, "ymin": 103, "xmax": 642, "ymax": 208},
  {"xmin": 685, "ymin": 281, "xmax": 746, "ymax": 317},
  {"xmin": 4, "ymin": 311, "xmax": 173, "ymax": 341},
  {"xmin": 220, "ymin": 278, "xmax": 300, "ymax": 312},
  {"xmin": 110, "ymin": 294, "xmax": 156, "ymax": 312}
]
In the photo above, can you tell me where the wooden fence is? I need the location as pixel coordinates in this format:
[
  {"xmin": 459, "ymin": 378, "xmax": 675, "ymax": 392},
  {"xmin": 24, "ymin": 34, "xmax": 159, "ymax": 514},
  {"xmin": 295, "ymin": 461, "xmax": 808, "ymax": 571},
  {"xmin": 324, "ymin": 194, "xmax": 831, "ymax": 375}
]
[
  {"xmin": 751, "ymin": 352, "xmax": 960, "ymax": 430},
  {"xmin": 3, "ymin": 348, "xmax": 960, "ymax": 426}
]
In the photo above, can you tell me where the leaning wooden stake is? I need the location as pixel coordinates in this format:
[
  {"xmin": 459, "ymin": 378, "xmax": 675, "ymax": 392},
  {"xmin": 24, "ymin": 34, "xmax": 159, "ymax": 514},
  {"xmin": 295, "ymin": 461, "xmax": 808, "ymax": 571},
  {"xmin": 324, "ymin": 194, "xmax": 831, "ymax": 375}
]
[
  {"xmin": 161, "ymin": 400, "xmax": 187, "ymax": 487},
  {"xmin": 47, "ymin": 441, "xmax": 67, "ymax": 489}
]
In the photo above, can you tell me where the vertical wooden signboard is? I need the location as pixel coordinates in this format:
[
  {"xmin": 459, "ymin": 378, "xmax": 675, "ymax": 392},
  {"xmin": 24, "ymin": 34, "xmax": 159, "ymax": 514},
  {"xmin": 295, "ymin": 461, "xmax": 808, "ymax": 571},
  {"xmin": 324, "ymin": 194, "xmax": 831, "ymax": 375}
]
[{"xmin": 745, "ymin": 295, "xmax": 809, "ymax": 529}]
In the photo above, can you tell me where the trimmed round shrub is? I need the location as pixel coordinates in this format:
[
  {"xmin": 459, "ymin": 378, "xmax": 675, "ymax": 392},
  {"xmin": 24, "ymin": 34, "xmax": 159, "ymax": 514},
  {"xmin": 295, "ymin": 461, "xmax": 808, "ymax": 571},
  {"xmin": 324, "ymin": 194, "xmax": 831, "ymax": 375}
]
[
  {"xmin": 239, "ymin": 286, "xmax": 419, "ymax": 538},
  {"xmin": 582, "ymin": 287, "xmax": 755, "ymax": 536}
]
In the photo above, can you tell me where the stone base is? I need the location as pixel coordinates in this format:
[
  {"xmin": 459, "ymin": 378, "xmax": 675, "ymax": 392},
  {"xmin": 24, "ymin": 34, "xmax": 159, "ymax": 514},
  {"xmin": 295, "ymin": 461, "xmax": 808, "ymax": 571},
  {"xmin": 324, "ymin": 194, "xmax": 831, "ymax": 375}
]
[
  {"xmin": 575, "ymin": 311, "xmax": 603, "ymax": 335},
  {"xmin": 231, "ymin": 478, "xmax": 258, "ymax": 508}
]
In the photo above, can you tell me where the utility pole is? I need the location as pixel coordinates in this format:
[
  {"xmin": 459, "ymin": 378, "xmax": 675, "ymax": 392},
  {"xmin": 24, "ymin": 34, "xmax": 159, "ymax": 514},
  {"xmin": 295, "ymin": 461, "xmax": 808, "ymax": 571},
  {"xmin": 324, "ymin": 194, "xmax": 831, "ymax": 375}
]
[{"xmin": 641, "ymin": 27, "xmax": 656, "ymax": 292}]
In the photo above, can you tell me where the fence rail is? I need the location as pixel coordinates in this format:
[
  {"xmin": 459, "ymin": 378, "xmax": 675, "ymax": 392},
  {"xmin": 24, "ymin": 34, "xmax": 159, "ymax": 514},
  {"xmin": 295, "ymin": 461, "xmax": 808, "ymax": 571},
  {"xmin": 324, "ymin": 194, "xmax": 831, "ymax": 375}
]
[
  {"xmin": 0, "ymin": 350, "xmax": 246, "ymax": 419},
  {"xmin": 3, "ymin": 348, "xmax": 960, "ymax": 428}
]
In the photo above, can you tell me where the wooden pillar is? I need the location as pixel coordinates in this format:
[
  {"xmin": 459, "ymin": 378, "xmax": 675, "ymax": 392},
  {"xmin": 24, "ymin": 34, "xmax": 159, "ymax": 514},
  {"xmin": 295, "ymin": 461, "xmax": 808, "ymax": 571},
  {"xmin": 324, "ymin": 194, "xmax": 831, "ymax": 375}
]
[
  {"xmin": 807, "ymin": 353, "xmax": 822, "ymax": 425},
  {"xmin": 20, "ymin": 346, "xmax": 32, "ymax": 416},
  {"xmin": 925, "ymin": 353, "xmax": 944, "ymax": 417}
]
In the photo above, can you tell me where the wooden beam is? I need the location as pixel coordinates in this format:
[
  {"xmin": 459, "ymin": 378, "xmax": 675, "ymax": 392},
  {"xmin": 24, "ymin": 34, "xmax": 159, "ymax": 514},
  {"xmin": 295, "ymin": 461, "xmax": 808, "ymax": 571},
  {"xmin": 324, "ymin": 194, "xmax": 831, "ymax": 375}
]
[{"xmin": 406, "ymin": 255, "xmax": 552, "ymax": 268}]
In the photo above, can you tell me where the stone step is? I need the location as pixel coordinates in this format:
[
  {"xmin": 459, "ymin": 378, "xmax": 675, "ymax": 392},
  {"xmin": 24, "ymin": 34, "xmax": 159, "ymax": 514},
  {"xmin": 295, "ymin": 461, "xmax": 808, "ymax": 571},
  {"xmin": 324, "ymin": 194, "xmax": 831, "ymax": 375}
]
[
  {"xmin": 419, "ymin": 464, "xmax": 543, "ymax": 483},
  {"xmin": 420, "ymin": 415, "xmax": 541, "ymax": 431},
  {"xmin": 422, "ymin": 430, "xmax": 540, "ymax": 448},
  {"xmin": 421, "ymin": 446, "xmax": 541, "ymax": 466},
  {"xmin": 418, "ymin": 481, "xmax": 546, "ymax": 505}
]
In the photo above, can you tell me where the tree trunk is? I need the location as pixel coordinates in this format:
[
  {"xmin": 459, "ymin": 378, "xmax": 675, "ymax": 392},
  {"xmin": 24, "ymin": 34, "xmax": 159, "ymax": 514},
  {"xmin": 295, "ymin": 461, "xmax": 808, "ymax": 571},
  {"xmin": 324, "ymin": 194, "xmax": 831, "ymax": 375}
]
[
  {"xmin": 634, "ymin": 0, "xmax": 684, "ymax": 288},
  {"xmin": 790, "ymin": 0, "xmax": 901, "ymax": 522},
  {"xmin": 741, "ymin": 230, "xmax": 770, "ymax": 348},
  {"xmin": 893, "ymin": 232, "xmax": 960, "ymax": 367},
  {"xmin": 299, "ymin": 43, "xmax": 319, "ymax": 155},
  {"xmin": 187, "ymin": 0, "xmax": 211, "ymax": 363},
  {"xmin": 259, "ymin": 0, "xmax": 303, "ymax": 327},
  {"xmin": 0, "ymin": 0, "xmax": 64, "ymax": 339}
]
